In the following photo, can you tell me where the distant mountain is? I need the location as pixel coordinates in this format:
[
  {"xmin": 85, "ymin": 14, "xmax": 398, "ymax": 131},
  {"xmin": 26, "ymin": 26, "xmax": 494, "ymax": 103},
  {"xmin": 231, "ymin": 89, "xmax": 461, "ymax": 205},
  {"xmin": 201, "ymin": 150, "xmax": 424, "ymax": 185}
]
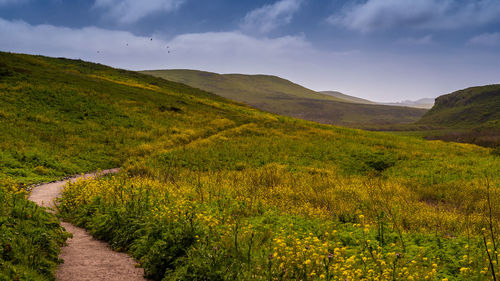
[
  {"xmin": 320, "ymin": 91, "xmax": 376, "ymax": 104},
  {"xmin": 382, "ymin": 98, "xmax": 435, "ymax": 109},
  {"xmin": 320, "ymin": 91, "xmax": 434, "ymax": 109},
  {"xmin": 141, "ymin": 69, "xmax": 427, "ymax": 127},
  {"xmin": 418, "ymin": 85, "xmax": 500, "ymax": 128}
]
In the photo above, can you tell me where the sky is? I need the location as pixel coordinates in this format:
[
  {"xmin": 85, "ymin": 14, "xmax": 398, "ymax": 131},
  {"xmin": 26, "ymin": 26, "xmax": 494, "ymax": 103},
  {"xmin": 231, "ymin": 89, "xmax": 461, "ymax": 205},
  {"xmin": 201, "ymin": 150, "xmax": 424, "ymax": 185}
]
[{"xmin": 0, "ymin": 0, "xmax": 499, "ymax": 102}]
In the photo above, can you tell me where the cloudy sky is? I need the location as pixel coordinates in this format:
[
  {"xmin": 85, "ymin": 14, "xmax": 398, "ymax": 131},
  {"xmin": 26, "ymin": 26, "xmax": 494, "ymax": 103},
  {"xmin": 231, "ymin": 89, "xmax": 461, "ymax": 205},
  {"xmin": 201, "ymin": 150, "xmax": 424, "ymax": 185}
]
[{"xmin": 1, "ymin": 0, "xmax": 499, "ymax": 102}]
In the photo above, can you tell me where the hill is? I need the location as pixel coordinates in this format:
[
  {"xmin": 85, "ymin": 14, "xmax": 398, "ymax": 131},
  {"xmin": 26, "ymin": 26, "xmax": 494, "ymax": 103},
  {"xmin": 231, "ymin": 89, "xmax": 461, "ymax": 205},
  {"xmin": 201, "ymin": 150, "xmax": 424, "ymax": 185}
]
[
  {"xmin": 412, "ymin": 85, "xmax": 500, "ymax": 147},
  {"xmin": 0, "ymin": 52, "xmax": 498, "ymax": 281},
  {"xmin": 141, "ymin": 69, "xmax": 427, "ymax": 127},
  {"xmin": 141, "ymin": 69, "xmax": 346, "ymax": 103},
  {"xmin": 418, "ymin": 85, "xmax": 500, "ymax": 127},
  {"xmin": 319, "ymin": 90, "xmax": 376, "ymax": 104}
]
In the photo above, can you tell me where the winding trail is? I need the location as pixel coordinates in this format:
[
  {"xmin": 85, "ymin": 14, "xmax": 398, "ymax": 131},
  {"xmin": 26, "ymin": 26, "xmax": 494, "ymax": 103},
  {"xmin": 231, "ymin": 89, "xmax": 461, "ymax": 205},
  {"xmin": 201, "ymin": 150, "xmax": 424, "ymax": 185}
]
[{"xmin": 29, "ymin": 169, "xmax": 146, "ymax": 281}]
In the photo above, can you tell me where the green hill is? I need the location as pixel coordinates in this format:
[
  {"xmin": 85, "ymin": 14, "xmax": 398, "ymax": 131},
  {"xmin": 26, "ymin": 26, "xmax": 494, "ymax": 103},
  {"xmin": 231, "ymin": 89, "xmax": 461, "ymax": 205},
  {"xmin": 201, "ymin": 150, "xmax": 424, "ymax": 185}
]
[
  {"xmin": 0, "ymin": 52, "xmax": 498, "ymax": 281},
  {"xmin": 319, "ymin": 90, "xmax": 376, "ymax": 104},
  {"xmin": 0, "ymin": 54, "xmax": 246, "ymax": 184},
  {"xmin": 414, "ymin": 85, "xmax": 500, "ymax": 147},
  {"xmin": 141, "ymin": 69, "xmax": 427, "ymax": 127},
  {"xmin": 419, "ymin": 84, "xmax": 500, "ymax": 128},
  {"xmin": 141, "ymin": 69, "xmax": 346, "ymax": 103}
]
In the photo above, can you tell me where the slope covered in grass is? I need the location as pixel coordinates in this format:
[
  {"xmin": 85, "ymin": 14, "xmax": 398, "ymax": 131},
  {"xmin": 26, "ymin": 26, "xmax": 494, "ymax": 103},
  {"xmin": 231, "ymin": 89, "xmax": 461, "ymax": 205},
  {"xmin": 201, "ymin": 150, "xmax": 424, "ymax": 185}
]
[
  {"xmin": 415, "ymin": 85, "xmax": 500, "ymax": 147},
  {"xmin": 141, "ymin": 69, "xmax": 346, "ymax": 103},
  {"xmin": 419, "ymin": 85, "xmax": 500, "ymax": 128},
  {"xmin": 0, "ymin": 52, "xmax": 262, "ymax": 184},
  {"xmin": 0, "ymin": 51, "xmax": 268, "ymax": 280},
  {"xmin": 0, "ymin": 52, "xmax": 498, "ymax": 280},
  {"xmin": 141, "ymin": 69, "xmax": 427, "ymax": 127}
]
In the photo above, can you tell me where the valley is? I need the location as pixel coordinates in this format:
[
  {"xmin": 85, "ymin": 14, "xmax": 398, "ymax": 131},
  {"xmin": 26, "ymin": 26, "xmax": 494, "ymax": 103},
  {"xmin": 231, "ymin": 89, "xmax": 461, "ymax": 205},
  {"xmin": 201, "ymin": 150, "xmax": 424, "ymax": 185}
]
[{"xmin": 0, "ymin": 52, "xmax": 498, "ymax": 280}]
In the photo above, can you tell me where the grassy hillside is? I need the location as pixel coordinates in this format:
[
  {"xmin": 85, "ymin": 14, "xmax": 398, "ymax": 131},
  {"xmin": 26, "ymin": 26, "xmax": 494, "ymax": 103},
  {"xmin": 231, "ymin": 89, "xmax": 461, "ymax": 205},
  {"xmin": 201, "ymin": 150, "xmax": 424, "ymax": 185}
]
[
  {"xmin": 141, "ymin": 69, "xmax": 346, "ymax": 103},
  {"xmin": 0, "ymin": 52, "xmax": 265, "ymax": 280},
  {"xmin": 416, "ymin": 85, "xmax": 500, "ymax": 147},
  {"xmin": 320, "ymin": 90, "xmax": 376, "ymax": 104},
  {"xmin": 419, "ymin": 85, "xmax": 500, "ymax": 128},
  {"xmin": 141, "ymin": 69, "xmax": 427, "ymax": 127},
  {"xmin": 0, "ymin": 52, "xmax": 499, "ymax": 280},
  {"xmin": 0, "ymin": 54, "xmax": 259, "ymax": 184}
]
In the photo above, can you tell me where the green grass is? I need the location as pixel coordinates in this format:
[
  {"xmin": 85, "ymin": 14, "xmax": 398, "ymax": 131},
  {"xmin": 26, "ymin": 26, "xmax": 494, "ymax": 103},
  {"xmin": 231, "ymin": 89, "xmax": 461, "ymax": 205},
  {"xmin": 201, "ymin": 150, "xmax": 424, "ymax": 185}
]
[
  {"xmin": 0, "ymin": 52, "xmax": 498, "ymax": 280},
  {"xmin": 0, "ymin": 51, "xmax": 268, "ymax": 280},
  {"xmin": 140, "ymin": 69, "xmax": 427, "ymax": 127},
  {"xmin": 0, "ymin": 178, "xmax": 69, "ymax": 281},
  {"xmin": 0, "ymin": 53, "xmax": 261, "ymax": 184}
]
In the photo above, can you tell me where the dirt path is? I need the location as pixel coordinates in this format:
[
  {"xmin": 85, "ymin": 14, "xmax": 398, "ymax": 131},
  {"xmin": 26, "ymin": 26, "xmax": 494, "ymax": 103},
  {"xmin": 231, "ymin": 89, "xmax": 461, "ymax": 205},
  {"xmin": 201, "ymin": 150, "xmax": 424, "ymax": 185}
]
[{"xmin": 28, "ymin": 169, "xmax": 146, "ymax": 281}]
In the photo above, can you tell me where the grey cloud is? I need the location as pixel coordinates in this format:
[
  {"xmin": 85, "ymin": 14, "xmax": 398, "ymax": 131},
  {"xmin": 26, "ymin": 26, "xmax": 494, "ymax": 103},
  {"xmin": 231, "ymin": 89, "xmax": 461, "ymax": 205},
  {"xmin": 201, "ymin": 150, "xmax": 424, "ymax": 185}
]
[
  {"xmin": 0, "ymin": 17, "xmax": 314, "ymax": 72},
  {"xmin": 1, "ymin": 17, "xmax": 499, "ymax": 102},
  {"xmin": 329, "ymin": 0, "xmax": 500, "ymax": 32},
  {"xmin": 241, "ymin": 0, "xmax": 303, "ymax": 34}
]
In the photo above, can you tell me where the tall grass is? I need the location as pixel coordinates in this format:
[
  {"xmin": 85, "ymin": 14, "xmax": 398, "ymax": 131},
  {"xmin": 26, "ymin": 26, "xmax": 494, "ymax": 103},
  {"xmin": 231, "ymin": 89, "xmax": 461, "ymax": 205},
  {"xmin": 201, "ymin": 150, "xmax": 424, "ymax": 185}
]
[{"xmin": 58, "ymin": 165, "xmax": 498, "ymax": 280}]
